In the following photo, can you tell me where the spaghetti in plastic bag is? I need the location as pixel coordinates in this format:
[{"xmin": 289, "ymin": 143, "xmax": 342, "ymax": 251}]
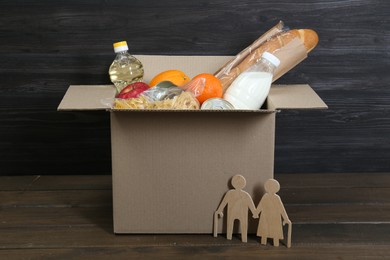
[{"xmin": 110, "ymin": 80, "xmax": 204, "ymax": 110}]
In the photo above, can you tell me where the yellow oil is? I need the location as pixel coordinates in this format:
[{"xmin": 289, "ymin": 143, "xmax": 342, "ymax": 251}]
[{"xmin": 109, "ymin": 53, "xmax": 144, "ymax": 93}]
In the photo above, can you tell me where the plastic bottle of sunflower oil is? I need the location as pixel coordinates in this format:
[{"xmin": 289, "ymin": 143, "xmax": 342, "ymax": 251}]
[
  {"xmin": 223, "ymin": 52, "xmax": 280, "ymax": 109},
  {"xmin": 109, "ymin": 41, "xmax": 144, "ymax": 93}
]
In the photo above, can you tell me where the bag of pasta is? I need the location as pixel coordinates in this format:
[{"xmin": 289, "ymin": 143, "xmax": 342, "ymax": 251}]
[{"xmin": 113, "ymin": 80, "xmax": 203, "ymax": 110}]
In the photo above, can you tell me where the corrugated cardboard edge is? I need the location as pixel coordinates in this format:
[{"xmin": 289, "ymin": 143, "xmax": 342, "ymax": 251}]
[
  {"xmin": 110, "ymin": 108, "xmax": 275, "ymax": 113},
  {"xmin": 58, "ymin": 84, "xmax": 326, "ymax": 112},
  {"xmin": 268, "ymin": 84, "xmax": 328, "ymax": 110},
  {"xmin": 57, "ymin": 85, "xmax": 116, "ymax": 111}
]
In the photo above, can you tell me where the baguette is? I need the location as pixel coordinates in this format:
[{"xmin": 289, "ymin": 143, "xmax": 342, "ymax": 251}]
[
  {"xmin": 217, "ymin": 29, "xmax": 319, "ymax": 92},
  {"xmin": 214, "ymin": 21, "xmax": 285, "ymax": 78}
]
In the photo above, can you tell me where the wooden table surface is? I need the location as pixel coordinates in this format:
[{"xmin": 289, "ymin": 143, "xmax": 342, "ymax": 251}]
[{"xmin": 1, "ymin": 173, "xmax": 389, "ymax": 259}]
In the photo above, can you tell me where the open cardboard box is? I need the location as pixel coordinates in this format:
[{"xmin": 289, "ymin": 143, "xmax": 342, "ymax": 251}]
[{"xmin": 58, "ymin": 55, "xmax": 327, "ymax": 233}]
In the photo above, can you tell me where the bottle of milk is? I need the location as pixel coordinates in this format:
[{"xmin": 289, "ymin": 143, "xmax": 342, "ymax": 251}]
[{"xmin": 224, "ymin": 52, "xmax": 280, "ymax": 109}]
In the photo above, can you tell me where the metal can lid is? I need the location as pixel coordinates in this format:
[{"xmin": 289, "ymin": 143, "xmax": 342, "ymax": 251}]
[{"xmin": 201, "ymin": 98, "xmax": 235, "ymax": 110}]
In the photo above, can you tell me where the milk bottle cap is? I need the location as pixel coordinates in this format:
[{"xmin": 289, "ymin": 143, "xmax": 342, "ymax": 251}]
[
  {"xmin": 113, "ymin": 41, "xmax": 129, "ymax": 53},
  {"xmin": 262, "ymin": 52, "xmax": 280, "ymax": 67}
]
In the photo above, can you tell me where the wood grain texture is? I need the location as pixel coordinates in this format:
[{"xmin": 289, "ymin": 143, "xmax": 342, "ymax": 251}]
[
  {"xmin": 1, "ymin": 246, "xmax": 389, "ymax": 259},
  {"xmin": 0, "ymin": 0, "xmax": 389, "ymax": 175},
  {"xmin": 0, "ymin": 174, "xmax": 389, "ymax": 258}
]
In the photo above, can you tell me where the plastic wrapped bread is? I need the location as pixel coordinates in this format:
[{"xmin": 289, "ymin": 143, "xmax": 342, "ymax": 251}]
[{"xmin": 214, "ymin": 22, "xmax": 319, "ymax": 93}]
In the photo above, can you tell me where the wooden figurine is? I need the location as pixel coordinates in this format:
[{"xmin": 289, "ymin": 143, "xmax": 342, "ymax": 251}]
[
  {"xmin": 214, "ymin": 174, "xmax": 258, "ymax": 242},
  {"xmin": 256, "ymin": 179, "xmax": 292, "ymax": 248}
]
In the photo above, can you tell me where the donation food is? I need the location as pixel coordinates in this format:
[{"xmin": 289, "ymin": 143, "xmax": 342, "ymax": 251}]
[
  {"xmin": 191, "ymin": 73, "xmax": 223, "ymax": 104},
  {"xmin": 215, "ymin": 29, "xmax": 319, "ymax": 92},
  {"xmin": 224, "ymin": 52, "xmax": 280, "ymax": 109},
  {"xmin": 114, "ymin": 91, "xmax": 199, "ymax": 110},
  {"xmin": 109, "ymin": 41, "xmax": 144, "ymax": 93},
  {"xmin": 117, "ymin": 82, "xmax": 150, "ymax": 99},
  {"xmin": 149, "ymin": 70, "xmax": 190, "ymax": 87},
  {"xmin": 107, "ymin": 22, "xmax": 319, "ymax": 111}
]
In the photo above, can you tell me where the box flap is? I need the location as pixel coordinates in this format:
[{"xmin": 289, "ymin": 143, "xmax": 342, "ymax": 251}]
[
  {"xmin": 268, "ymin": 84, "xmax": 328, "ymax": 110},
  {"xmin": 58, "ymin": 85, "xmax": 116, "ymax": 111}
]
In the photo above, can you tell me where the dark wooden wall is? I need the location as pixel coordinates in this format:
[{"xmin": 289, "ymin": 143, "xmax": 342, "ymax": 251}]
[{"xmin": 0, "ymin": 0, "xmax": 389, "ymax": 175}]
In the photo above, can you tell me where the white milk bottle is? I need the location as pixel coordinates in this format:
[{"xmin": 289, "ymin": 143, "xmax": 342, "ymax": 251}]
[{"xmin": 224, "ymin": 52, "xmax": 280, "ymax": 109}]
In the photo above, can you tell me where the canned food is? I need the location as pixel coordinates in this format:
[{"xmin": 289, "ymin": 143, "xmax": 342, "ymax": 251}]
[
  {"xmin": 201, "ymin": 98, "xmax": 235, "ymax": 110},
  {"xmin": 155, "ymin": 81, "xmax": 177, "ymax": 89},
  {"xmin": 153, "ymin": 81, "xmax": 183, "ymax": 100}
]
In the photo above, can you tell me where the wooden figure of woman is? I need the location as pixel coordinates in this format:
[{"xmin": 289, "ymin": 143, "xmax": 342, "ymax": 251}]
[{"xmin": 256, "ymin": 179, "xmax": 292, "ymax": 247}]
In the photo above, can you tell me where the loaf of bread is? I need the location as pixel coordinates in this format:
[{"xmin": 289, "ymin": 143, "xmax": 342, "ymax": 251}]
[
  {"xmin": 216, "ymin": 29, "xmax": 319, "ymax": 92},
  {"xmin": 214, "ymin": 21, "xmax": 285, "ymax": 79}
]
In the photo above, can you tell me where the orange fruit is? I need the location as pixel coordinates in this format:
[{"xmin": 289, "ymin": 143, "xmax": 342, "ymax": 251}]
[
  {"xmin": 192, "ymin": 73, "xmax": 223, "ymax": 104},
  {"xmin": 149, "ymin": 70, "xmax": 190, "ymax": 87}
]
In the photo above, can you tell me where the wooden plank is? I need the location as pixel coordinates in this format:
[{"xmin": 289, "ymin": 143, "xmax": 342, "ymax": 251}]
[
  {"xmin": 1, "ymin": 204, "xmax": 389, "ymax": 228},
  {"xmin": 0, "ymin": 175, "xmax": 112, "ymax": 191},
  {"xmin": 0, "ymin": 207, "xmax": 113, "ymax": 228},
  {"xmin": 0, "ymin": 224, "xmax": 389, "ymax": 249},
  {"xmin": 0, "ymin": 186, "xmax": 386, "ymax": 205},
  {"xmin": 279, "ymin": 187, "xmax": 390, "ymax": 204},
  {"xmin": 0, "ymin": 176, "xmax": 38, "ymax": 191},
  {"xmin": 1, "ymin": 174, "xmax": 390, "ymax": 206},
  {"xmin": 285, "ymin": 204, "xmax": 390, "ymax": 223},
  {"xmin": 20, "ymin": 175, "xmax": 112, "ymax": 191},
  {"xmin": 0, "ymin": 174, "xmax": 389, "ymax": 258},
  {"xmin": 0, "ymin": 245, "xmax": 389, "ymax": 259},
  {"xmin": 1, "ymin": 173, "xmax": 389, "ymax": 199},
  {"xmin": 274, "ymin": 110, "xmax": 390, "ymax": 174},
  {"xmin": 276, "ymin": 172, "xmax": 390, "ymax": 188},
  {"xmin": 0, "ymin": 1, "xmax": 387, "ymax": 54},
  {"xmin": 0, "ymin": 190, "xmax": 112, "ymax": 207}
]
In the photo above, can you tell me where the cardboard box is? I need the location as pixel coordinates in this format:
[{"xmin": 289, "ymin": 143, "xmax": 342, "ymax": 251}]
[{"xmin": 58, "ymin": 55, "xmax": 327, "ymax": 233}]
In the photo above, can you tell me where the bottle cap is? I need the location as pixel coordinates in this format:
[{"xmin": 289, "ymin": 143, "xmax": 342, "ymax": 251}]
[
  {"xmin": 113, "ymin": 41, "xmax": 128, "ymax": 53},
  {"xmin": 262, "ymin": 52, "xmax": 280, "ymax": 67}
]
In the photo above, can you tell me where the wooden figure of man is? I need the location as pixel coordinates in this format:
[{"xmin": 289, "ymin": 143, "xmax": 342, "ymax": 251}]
[
  {"xmin": 256, "ymin": 179, "xmax": 292, "ymax": 247},
  {"xmin": 215, "ymin": 175, "xmax": 258, "ymax": 242}
]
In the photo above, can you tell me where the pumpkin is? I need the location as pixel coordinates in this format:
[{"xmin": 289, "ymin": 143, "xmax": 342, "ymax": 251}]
[{"xmin": 149, "ymin": 70, "xmax": 190, "ymax": 87}]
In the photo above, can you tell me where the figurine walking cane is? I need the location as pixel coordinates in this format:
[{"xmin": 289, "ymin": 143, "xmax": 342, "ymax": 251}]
[
  {"xmin": 286, "ymin": 220, "xmax": 292, "ymax": 248},
  {"xmin": 213, "ymin": 211, "xmax": 219, "ymax": 237}
]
